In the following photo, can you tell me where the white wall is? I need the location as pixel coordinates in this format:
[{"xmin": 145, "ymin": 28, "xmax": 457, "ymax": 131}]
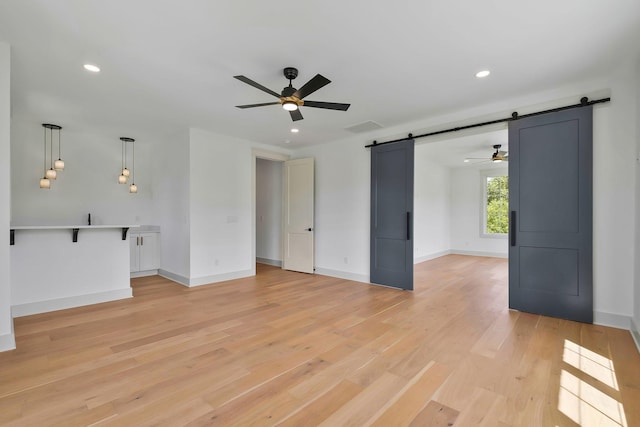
[
  {"xmin": 591, "ymin": 63, "xmax": 637, "ymax": 328},
  {"xmin": 153, "ymin": 130, "xmax": 190, "ymax": 281},
  {"xmin": 188, "ymin": 128, "xmax": 291, "ymax": 285},
  {"xmin": 414, "ymin": 145, "xmax": 451, "ymax": 262},
  {"xmin": 449, "ymin": 167, "xmax": 509, "ymax": 257},
  {"xmin": 634, "ymin": 56, "xmax": 640, "ymax": 340},
  {"xmin": 10, "ymin": 118, "xmax": 155, "ymax": 226},
  {"xmin": 0, "ymin": 42, "xmax": 14, "ymax": 351},
  {"xmin": 256, "ymin": 158, "xmax": 282, "ymax": 264},
  {"xmin": 294, "ymin": 139, "xmax": 370, "ymax": 282}
]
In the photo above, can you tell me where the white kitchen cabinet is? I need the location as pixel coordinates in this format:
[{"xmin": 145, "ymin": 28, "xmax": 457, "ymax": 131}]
[{"xmin": 130, "ymin": 232, "xmax": 160, "ymax": 275}]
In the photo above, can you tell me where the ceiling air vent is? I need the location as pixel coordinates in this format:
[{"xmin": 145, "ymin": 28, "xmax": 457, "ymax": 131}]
[{"xmin": 345, "ymin": 120, "xmax": 383, "ymax": 133}]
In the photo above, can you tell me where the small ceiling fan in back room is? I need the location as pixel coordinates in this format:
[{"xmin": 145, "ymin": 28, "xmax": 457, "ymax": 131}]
[
  {"xmin": 234, "ymin": 67, "xmax": 350, "ymax": 121},
  {"xmin": 465, "ymin": 144, "xmax": 509, "ymax": 163}
]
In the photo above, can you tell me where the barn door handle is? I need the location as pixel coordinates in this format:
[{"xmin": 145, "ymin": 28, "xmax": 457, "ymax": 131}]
[
  {"xmin": 406, "ymin": 212, "xmax": 411, "ymax": 240},
  {"xmin": 510, "ymin": 211, "xmax": 516, "ymax": 246}
]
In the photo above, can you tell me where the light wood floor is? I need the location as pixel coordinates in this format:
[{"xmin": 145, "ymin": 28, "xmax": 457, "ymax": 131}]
[{"xmin": 1, "ymin": 255, "xmax": 639, "ymax": 426}]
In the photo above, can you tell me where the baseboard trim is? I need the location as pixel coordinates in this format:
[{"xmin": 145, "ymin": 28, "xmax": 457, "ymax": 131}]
[
  {"xmin": 256, "ymin": 257, "xmax": 282, "ymax": 267},
  {"xmin": 188, "ymin": 269, "xmax": 254, "ymax": 287},
  {"xmin": 314, "ymin": 267, "xmax": 369, "ymax": 284},
  {"xmin": 631, "ymin": 318, "xmax": 640, "ymax": 354},
  {"xmin": 450, "ymin": 249, "xmax": 508, "ymax": 259},
  {"xmin": 11, "ymin": 288, "xmax": 133, "ymax": 318},
  {"xmin": 593, "ymin": 310, "xmax": 631, "ymax": 330},
  {"xmin": 0, "ymin": 332, "xmax": 16, "ymax": 352},
  {"xmin": 414, "ymin": 250, "xmax": 451, "ymax": 264},
  {"xmin": 158, "ymin": 269, "xmax": 190, "ymax": 287},
  {"xmin": 131, "ymin": 269, "xmax": 159, "ymax": 278}
]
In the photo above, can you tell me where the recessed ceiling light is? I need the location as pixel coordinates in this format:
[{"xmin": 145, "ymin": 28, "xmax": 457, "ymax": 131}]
[
  {"xmin": 463, "ymin": 159, "xmax": 470, "ymax": 163},
  {"xmin": 284, "ymin": 140, "xmax": 291, "ymax": 144},
  {"xmin": 291, "ymin": 128, "xmax": 299, "ymax": 133},
  {"xmin": 475, "ymin": 70, "xmax": 490, "ymax": 78},
  {"xmin": 84, "ymin": 64, "xmax": 100, "ymax": 73}
]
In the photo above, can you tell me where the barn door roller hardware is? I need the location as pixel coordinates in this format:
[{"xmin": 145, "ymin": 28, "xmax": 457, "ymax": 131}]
[{"xmin": 365, "ymin": 97, "xmax": 610, "ymax": 148}]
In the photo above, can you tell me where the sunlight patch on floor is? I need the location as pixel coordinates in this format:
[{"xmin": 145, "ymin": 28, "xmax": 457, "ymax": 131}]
[
  {"xmin": 558, "ymin": 340, "xmax": 627, "ymax": 427},
  {"xmin": 563, "ymin": 339, "xmax": 619, "ymax": 390}
]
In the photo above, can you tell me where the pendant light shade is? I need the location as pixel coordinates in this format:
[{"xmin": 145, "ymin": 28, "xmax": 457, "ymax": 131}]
[
  {"xmin": 118, "ymin": 174, "xmax": 128, "ymax": 184},
  {"xmin": 40, "ymin": 124, "xmax": 62, "ymax": 189},
  {"xmin": 122, "ymin": 168, "xmax": 130, "ymax": 177},
  {"xmin": 129, "ymin": 183, "xmax": 138, "ymax": 193}
]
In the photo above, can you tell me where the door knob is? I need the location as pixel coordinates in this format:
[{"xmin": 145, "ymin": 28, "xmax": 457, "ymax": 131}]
[{"xmin": 306, "ymin": 228, "xmax": 313, "ymax": 231}]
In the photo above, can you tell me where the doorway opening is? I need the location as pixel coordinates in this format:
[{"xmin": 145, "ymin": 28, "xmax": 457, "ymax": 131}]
[
  {"xmin": 256, "ymin": 158, "xmax": 284, "ymax": 268},
  {"xmin": 251, "ymin": 149, "xmax": 289, "ymax": 275},
  {"xmin": 412, "ymin": 128, "xmax": 509, "ymax": 293}
]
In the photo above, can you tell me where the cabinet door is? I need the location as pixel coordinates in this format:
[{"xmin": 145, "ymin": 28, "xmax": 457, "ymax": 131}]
[
  {"xmin": 130, "ymin": 235, "xmax": 140, "ymax": 272},
  {"xmin": 139, "ymin": 233, "xmax": 159, "ymax": 271}
]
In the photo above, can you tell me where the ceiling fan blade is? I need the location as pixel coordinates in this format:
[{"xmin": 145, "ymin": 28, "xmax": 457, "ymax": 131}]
[
  {"xmin": 303, "ymin": 100, "xmax": 350, "ymax": 111},
  {"xmin": 234, "ymin": 75, "xmax": 281, "ymax": 98},
  {"xmin": 236, "ymin": 102, "xmax": 280, "ymax": 109},
  {"xmin": 290, "ymin": 109, "xmax": 303, "ymax": 121},
  {"xmin": 293, "ymin": 74, "xmax": 331, "ymax": 99}
]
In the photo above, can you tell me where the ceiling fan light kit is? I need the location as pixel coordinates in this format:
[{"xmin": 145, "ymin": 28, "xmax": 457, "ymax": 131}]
[
  {"xmin": 234, "ymin": 67, "xmax": 350, "ymax": 122},
  {"xmin": 282, "ymin": 101, "xmax": 298, "ymax": 111}
]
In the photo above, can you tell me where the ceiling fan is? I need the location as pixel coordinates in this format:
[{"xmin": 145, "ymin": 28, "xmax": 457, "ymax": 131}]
[
  {"xmin": 234, "ymin": 67, "xmax": 350, "ymax": 122},
  {"xmin": 464, "ymin": 144, "xmax": 509, "ymax": 163}
]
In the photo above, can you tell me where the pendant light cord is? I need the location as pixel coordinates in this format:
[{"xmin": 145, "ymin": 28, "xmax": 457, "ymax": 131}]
[
  {"xmin": 132, "ymin": 140, "xmax": 135, "ymax": 183},
  {"xmin": 49, "ymin": 128, "xmax": 53, "ymax": 169},
  {"xmin": 58, "ymin": 128, "xmax": 61, "ymax": 159}
]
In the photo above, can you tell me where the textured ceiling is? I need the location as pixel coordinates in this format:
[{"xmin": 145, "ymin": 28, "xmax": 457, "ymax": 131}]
[{"xmin": 1, "ymin": 0, "xmax": 639, "ymax": 148}]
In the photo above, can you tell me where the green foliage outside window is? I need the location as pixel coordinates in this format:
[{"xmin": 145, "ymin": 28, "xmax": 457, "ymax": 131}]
[{"xmin": 486, "ymin": 176, "xmax": 509, "ymax": 234}]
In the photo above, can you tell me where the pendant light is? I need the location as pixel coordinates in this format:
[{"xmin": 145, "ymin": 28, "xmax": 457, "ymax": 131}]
[
  {"xmin": 54, "ymin": 126, "xmax": 64, "ymax": 170},
  {"xmin": 43, "ymin": 124, "xmax": 59, "ymax": 180},
  {"xmin": 39, "ymin": 125, "xmax": 51, "ymax": 189},
  {"xmin": 118, "ymin": 137, "xmax": 129, "ymax": 184},
  {"xmin": 122, "ymin": 137, "xmax": 130, "ymax": 178},
  {"xmin": 128, "ymin": 138, "xmax": 137, "ymax": 193},
  {"xmin": 40, "ymin": 124, "xmax": 62, "ymax": 188}
]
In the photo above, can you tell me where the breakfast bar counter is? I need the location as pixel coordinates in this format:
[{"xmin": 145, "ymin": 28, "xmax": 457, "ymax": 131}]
[{"xmin": 9, "ymin": 225, "xmax": 139, "ymax": 317}]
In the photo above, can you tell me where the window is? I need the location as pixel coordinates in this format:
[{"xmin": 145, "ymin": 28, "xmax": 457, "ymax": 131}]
[{"xmin": 482, "ymin": 172, "xmax": 508, "ymax": 236}]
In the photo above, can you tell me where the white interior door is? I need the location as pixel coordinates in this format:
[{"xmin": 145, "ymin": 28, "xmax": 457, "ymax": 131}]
[{"xmin": 282, "ymin": 158, "xmax": 314, "ymax": 273}]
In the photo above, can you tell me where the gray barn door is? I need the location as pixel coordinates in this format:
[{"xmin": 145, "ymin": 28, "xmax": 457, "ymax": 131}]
[
  {"xmin": 509, "ymin": 106, "xmax": 593, "ymax": 323},
  {"xmin": 370, "ymin": 139, "xmax": 414, "ymax": 290}
]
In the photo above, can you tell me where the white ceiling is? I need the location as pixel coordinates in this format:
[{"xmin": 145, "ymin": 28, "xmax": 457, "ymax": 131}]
[{"xmin": 1, "ymin": 0, "xmax": 639, "ymax": 148}]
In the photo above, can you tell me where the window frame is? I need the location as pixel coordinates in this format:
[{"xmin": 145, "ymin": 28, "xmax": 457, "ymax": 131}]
[{"xmin": 480, "ymin": 169, "xmax": 509, "ymax": 239}]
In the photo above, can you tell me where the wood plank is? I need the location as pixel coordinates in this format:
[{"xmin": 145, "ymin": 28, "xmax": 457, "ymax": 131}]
[
  {"xmin": 369, "ymin": 361, "xmax": 451, "ymax": 427},
  {"xmin": 408, "ymin": 400, "xmax": 459, "ymax": 427}
]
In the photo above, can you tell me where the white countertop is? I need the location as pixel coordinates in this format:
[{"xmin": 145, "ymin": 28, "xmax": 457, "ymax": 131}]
[{"xmin": 11, "ymin": 225, "xmax": 140, "ymax": 230}]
